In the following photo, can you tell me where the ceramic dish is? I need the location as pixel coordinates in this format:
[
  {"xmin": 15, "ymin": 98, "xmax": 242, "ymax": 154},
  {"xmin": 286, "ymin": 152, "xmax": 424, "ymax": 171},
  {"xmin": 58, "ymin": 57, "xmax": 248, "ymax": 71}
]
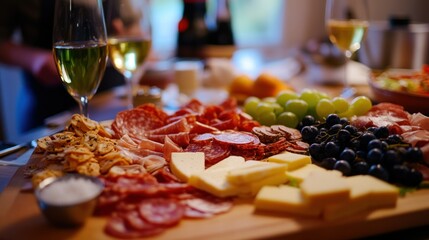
[{"xmin": 369, "ymin": 68, "xmax": 429, "ymax": 114}]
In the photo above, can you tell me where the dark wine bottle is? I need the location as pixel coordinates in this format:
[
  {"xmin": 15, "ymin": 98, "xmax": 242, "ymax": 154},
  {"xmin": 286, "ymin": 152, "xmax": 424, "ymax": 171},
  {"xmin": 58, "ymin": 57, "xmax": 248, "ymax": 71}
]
[
  {"xmin": 208, "ymin": 0, "xmax": 234, "ymax": 46},
  {"xmin": 176, "ymin": 0, "xmax": 208, "ymax": 59}
]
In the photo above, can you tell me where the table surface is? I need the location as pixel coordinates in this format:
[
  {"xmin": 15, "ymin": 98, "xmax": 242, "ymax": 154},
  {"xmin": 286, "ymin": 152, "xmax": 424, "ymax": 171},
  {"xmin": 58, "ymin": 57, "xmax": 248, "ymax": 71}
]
[{"xmin": 1, "ymin": 65, "xmax": 429, "ymax": 239}]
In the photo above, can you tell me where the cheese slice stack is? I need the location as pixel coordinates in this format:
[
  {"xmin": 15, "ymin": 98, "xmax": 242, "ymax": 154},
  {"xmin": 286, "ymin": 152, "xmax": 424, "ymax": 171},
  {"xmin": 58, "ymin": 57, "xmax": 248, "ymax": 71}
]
[{"xmin": 255, "ymin": 170, "xmax": 399, "ymax": 220}]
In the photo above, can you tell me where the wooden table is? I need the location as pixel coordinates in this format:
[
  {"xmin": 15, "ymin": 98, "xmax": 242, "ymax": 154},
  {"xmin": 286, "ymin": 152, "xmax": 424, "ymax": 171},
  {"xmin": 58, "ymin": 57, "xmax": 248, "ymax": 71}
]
[{"xmin": 1, "ymin": 70, "xmax": 429, "ymax": 239}]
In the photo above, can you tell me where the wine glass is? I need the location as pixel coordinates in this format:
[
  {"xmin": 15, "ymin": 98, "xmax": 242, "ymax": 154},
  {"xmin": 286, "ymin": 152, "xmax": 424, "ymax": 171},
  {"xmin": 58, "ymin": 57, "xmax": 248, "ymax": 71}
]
[
  {"xmin": 104, "ymin": 0, "xmax": 152, "ymax": 109},
  {"xmin": 325, "ymin": 0, "xmax": 369, "ymax": 98},
  {"xmin": 52, "ymin": 0, "xmax": 108, "ymax": 117}
]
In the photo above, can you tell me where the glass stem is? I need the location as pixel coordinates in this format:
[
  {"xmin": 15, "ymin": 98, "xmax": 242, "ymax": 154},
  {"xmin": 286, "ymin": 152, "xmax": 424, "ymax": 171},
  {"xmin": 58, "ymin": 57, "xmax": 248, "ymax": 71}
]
[
  {"xmin": 79, "ymin": 96, "xmax": 89, "ymax": 117},
  {"xmin": 340, "ymin": 53, "xmax": 356, "ymax": 99},
  {"xmin": 124, "ymin": 72, "xmax": 134, "ymax": 109}
]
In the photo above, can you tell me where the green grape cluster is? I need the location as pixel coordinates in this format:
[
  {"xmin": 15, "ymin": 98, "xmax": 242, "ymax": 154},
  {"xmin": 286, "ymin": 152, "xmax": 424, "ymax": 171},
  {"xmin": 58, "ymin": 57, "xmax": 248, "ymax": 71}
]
[{"xmin": 243, "ymin": 89, "xmax": 372, "ymax": 128}]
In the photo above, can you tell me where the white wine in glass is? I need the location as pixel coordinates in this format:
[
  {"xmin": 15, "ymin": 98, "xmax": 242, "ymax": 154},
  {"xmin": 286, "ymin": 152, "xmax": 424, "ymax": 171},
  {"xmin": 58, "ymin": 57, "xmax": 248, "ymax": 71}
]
[
  {"xmin": 53, "ymin": 0, "xmax": 108, "ymax": 117},
  {"xmin": 105, "ymin": 0, "xmax": 152, "ymax": 109},
  {"xmin": 325, "ymin": 0, "xmax": 369, "ymax": 97}
]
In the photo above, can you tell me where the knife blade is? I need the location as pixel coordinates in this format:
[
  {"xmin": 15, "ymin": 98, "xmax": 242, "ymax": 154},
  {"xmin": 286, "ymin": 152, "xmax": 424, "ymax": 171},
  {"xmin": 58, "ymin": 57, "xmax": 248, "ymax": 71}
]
[{"xmin": 0, "ymin": 147, "xmax": 34, "ymax": 166}]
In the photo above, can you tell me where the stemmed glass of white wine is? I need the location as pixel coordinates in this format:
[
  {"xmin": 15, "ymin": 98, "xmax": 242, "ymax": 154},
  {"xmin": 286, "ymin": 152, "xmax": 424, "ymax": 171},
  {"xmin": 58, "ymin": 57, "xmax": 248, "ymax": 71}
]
[
  {"xmin": 104, "ymin": 0, "xmax": 152, "ymax": 109},
  {"xmin": 325, "ymin": 0, "xmax": 369, "ymax": 98},
  {"xmin": 53, "ymin": 0, "xmax": 108, "ymax": 117}
]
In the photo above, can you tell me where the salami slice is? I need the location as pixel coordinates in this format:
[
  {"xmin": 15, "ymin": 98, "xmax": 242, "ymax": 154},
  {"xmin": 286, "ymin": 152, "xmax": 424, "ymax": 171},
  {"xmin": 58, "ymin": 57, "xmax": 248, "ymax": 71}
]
[
  {"xmin": 104, "ymin": 216, "xmax": 164, "ymax": 239},
  {"xmin": 138, "ymin": 198, "xmax": 185, "ymax": 227},
  {"xmin": 112, "ymin": 104, "xmax": 167, "ymax": 138},
  {"xmin": 185, "ymin": 142, "xmax": 230, "ymax": 166},
  {"xmin": 192, "ymin": 133, "xmax": 214, "ymax": 143},
  {"xmin": 213, "ymin": 131, "xmax": 260, "ymax": 145}
]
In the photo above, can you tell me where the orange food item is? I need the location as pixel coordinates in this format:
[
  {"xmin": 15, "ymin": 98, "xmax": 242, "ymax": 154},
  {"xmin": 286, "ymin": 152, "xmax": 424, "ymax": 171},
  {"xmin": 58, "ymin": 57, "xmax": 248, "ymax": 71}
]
[
  {"xmin": 252, "ymin": 73, "xmax": 293, "ymax": 98},
  {"xmin": 229, "ymin": 74, "xmax": 254, "ymax": 103}
]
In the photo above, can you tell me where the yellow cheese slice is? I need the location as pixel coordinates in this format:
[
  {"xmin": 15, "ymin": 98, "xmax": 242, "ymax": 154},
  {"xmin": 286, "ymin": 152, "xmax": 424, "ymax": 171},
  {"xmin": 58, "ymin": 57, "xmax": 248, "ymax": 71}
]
[
  {"xmin": 286, "ymin": 164, "xmax": 329, "ymax": 186},
  {"xmin": 206, "ymin": 155, "xmax": 245, "ymax": 172},
  {"xmin": 254, "ymin": 185, "xmax": 322, "ymax": 217},
  {"xmin": 267, "ymin": 151, "xmax": 311, "ymax": 171},
  {"xmin": 250, "ymin": 172, "xmax": 289, "ymax": 196},
  {"xmin": 227, "ymin": 162, "xmax": 288, "ymax": 185},
  {"xmin": 300, "ymin": 171, "xmax": 350, "ymax": 206},
  {"xmin": 189, "ymin": 170, "xmax": 245, "ymax": 197},
  {"xmin": 170, "ymin": 152, "xmax": 205, "ymax": 182},
  {"xmin": 323, "ymin": 175, "xmax": 399, "ymax": 220}
]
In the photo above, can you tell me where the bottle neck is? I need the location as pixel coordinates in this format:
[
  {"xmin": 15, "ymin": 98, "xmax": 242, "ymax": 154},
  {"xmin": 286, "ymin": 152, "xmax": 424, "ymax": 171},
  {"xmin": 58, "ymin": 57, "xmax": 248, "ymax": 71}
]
[{"xmin": 182, "ymin": 0, "xmax": 206, "ymax": 19}]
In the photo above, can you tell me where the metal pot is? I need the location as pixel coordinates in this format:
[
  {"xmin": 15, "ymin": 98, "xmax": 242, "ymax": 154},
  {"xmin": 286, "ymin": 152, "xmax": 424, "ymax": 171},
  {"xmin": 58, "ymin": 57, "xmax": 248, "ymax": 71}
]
[{"xmin": 359, "ymin": 20, "xmax": 429, "ymax": 70}]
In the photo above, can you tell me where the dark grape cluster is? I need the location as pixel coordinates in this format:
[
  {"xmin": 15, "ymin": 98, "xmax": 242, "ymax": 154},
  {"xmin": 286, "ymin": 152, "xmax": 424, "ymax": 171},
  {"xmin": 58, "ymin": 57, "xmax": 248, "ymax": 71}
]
[{"xmin": 300, "ymin": 114, "xmax": 424, "ymax": 187}]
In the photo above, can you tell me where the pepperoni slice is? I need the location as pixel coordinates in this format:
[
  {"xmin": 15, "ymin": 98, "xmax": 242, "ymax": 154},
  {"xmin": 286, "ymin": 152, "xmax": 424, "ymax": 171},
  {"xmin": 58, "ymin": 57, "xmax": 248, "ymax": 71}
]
[
  {"xmin": 138, "ymin": 198, "xmax": 185, "ymax": 227},
  {"xmin": 213, "ymin": 131, "xmax": 260, "ymax": 145},
  {"xmin": 104, "ymin": 216, "xmax": 164, "ymax": 239}
]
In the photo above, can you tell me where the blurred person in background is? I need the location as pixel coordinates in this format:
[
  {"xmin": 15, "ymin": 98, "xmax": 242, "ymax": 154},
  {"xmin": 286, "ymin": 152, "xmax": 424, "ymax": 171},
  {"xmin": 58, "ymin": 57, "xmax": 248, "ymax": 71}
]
[{"xmin": 0, "ymin": 0, "xmax": 124, "ymax": 132}]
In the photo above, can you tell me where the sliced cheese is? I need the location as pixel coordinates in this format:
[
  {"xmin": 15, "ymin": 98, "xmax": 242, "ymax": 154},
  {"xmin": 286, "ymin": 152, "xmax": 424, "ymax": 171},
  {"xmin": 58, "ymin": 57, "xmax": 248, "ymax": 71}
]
[
  {"xmin": 189, "ymin": 170, "xmax": 246, "ymax": 197},
  {"xmin": 286, "ymin": 164, "xmax": 329, "ymax": 186},
  {"xmin": 323, "ymin": 175, "xmax": 399, "ymax": 220},
  {"xmin": 206, "ymin": 156, "xmax": 245, "ymax": 172},
  {"xmin": 300, "ymin": 171, "xmax": 350, "ymax": 206},
  {"xmin": 267, "ymin": 151, "xmax": 311, "ymax": 171},
  {"xmin": 255, "ymin": 185, "xmax": 322, "ymax": 217},
  {"xmin": 250, "ymin": 172, "xmax": 289, "ymax": 196},
  {"xmin": 170, "ymin": 152, "xmax": 205, "ymax": 182},
  {"xmin": 227, "ymin": 162, "xmax": 288, "ymax": 185}
]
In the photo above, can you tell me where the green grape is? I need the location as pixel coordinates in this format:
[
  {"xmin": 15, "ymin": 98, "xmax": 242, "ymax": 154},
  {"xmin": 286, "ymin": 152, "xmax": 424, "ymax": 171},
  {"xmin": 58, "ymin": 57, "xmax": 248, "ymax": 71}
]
[
  {"xmin": 277, "ymin": 111, "xmax": 299, "ymax": 128},
  {"xmin": 332, "ymin": 97, "xmax": 350, "ymax": 114},
  {"xmin": 316, "ymin": 98, "xmax": 335, "ymax": 118},
  {"xmin": 257, "ymin": 111, "xmax": 276, "ymax": 126},
  {"xmin": 262, "ymin": 97, "xmax": 277, "ymax": 103},
  {"xmin": 256, "ymin": 102, "xmax": 275, "ymax": 115},
  {"xmin": 338, "ymin": 108, "xmax": 354, "ymax": 119},
  {"xmin": 271, "ymin": 103, "xmax": 284, "ymax": 116},
  {"xmin": 244, "ymin": 97, "xmax": 260, "ymax": 117},
  {"xmin": 350, "ymin": 96, "xmax": 372, "ymax": 116},
  {"xmin": 299, "ymin": 89, "xmax": 321, "ymax": 109},
  {"xmin": 276, "ymin": 90, "xmax": 298, "ymax": 107},
  {"xmin": 316, "ymin": 91, "xmax": 330, "ymax": 100},
  {"xmin": 284, "ymin": 99, "xmax": 308, "ymax": 120}
]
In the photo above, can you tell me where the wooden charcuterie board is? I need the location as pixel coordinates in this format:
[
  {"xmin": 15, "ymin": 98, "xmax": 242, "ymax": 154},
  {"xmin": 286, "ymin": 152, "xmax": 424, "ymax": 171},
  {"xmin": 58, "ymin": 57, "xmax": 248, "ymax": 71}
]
[{"xmin": 1, "ymin": 154, "xmax": 429, "ymax": 240}]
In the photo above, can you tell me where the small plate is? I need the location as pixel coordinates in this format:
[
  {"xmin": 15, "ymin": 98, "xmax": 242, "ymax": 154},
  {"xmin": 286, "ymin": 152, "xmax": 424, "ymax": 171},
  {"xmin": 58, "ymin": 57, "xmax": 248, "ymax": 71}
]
[{"xmin": 369, "ymin": 69, "xmax": 429, "ymax": 114}]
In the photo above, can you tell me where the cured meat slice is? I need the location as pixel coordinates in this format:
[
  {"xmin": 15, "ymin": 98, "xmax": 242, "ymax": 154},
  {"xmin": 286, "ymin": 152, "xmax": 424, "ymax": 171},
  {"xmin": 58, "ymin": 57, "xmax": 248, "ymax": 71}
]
[
  {"xmin": 192, "ymin": 133, "xmax": 214, "ymax": 143},
  {"xmin": 138, "ymin": 198, "xmax": 185, "ymax": 227},
  {"xmin": 138, "ymin": 138, "xmax": 164, "ymax": 152},
  {"xmin": 147, "ymin": 132, "xmax": 190, "ymax": 147},
  {"xmin": 183, "ymin": 206, "xmax": 214, "ymax": 219},
  {"xmin": 146, "ymin": 118, "xmax": 190, "ymax": 135},
  {"xmin": 190, "ymin": 121, "xmax": 219, "ymax": 134},
  {"xmin": 112, "ymin": 104, "xmax": 168, "ymax": 138},
  {"xmin": 185, "ymin": 197, "xmax": 233, "ymax": 214},
  {"xmin": 210, "ymin": 118, "xmax": 237, "ymax": 130},
  {"xmin": 163, "ymin": 136, "xmax": 183, "ymax": 162},
  {"xmin": 123, "ymin": 210, "xmax": 159, "ymax": 231},
  {"xmin": 220, "ymin": 97, "xmax": 238, "ymax": 110},
  {"xmin": 186, "ymin": 142, "xmax": 230, "ymax": 166},
  {"xmin": 104, "ymin": 216, "xmax": 164, "ymax": 239},
  {"xmin": 213, "ymin": 131, "xmax": 260, "ymax": 145}
]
